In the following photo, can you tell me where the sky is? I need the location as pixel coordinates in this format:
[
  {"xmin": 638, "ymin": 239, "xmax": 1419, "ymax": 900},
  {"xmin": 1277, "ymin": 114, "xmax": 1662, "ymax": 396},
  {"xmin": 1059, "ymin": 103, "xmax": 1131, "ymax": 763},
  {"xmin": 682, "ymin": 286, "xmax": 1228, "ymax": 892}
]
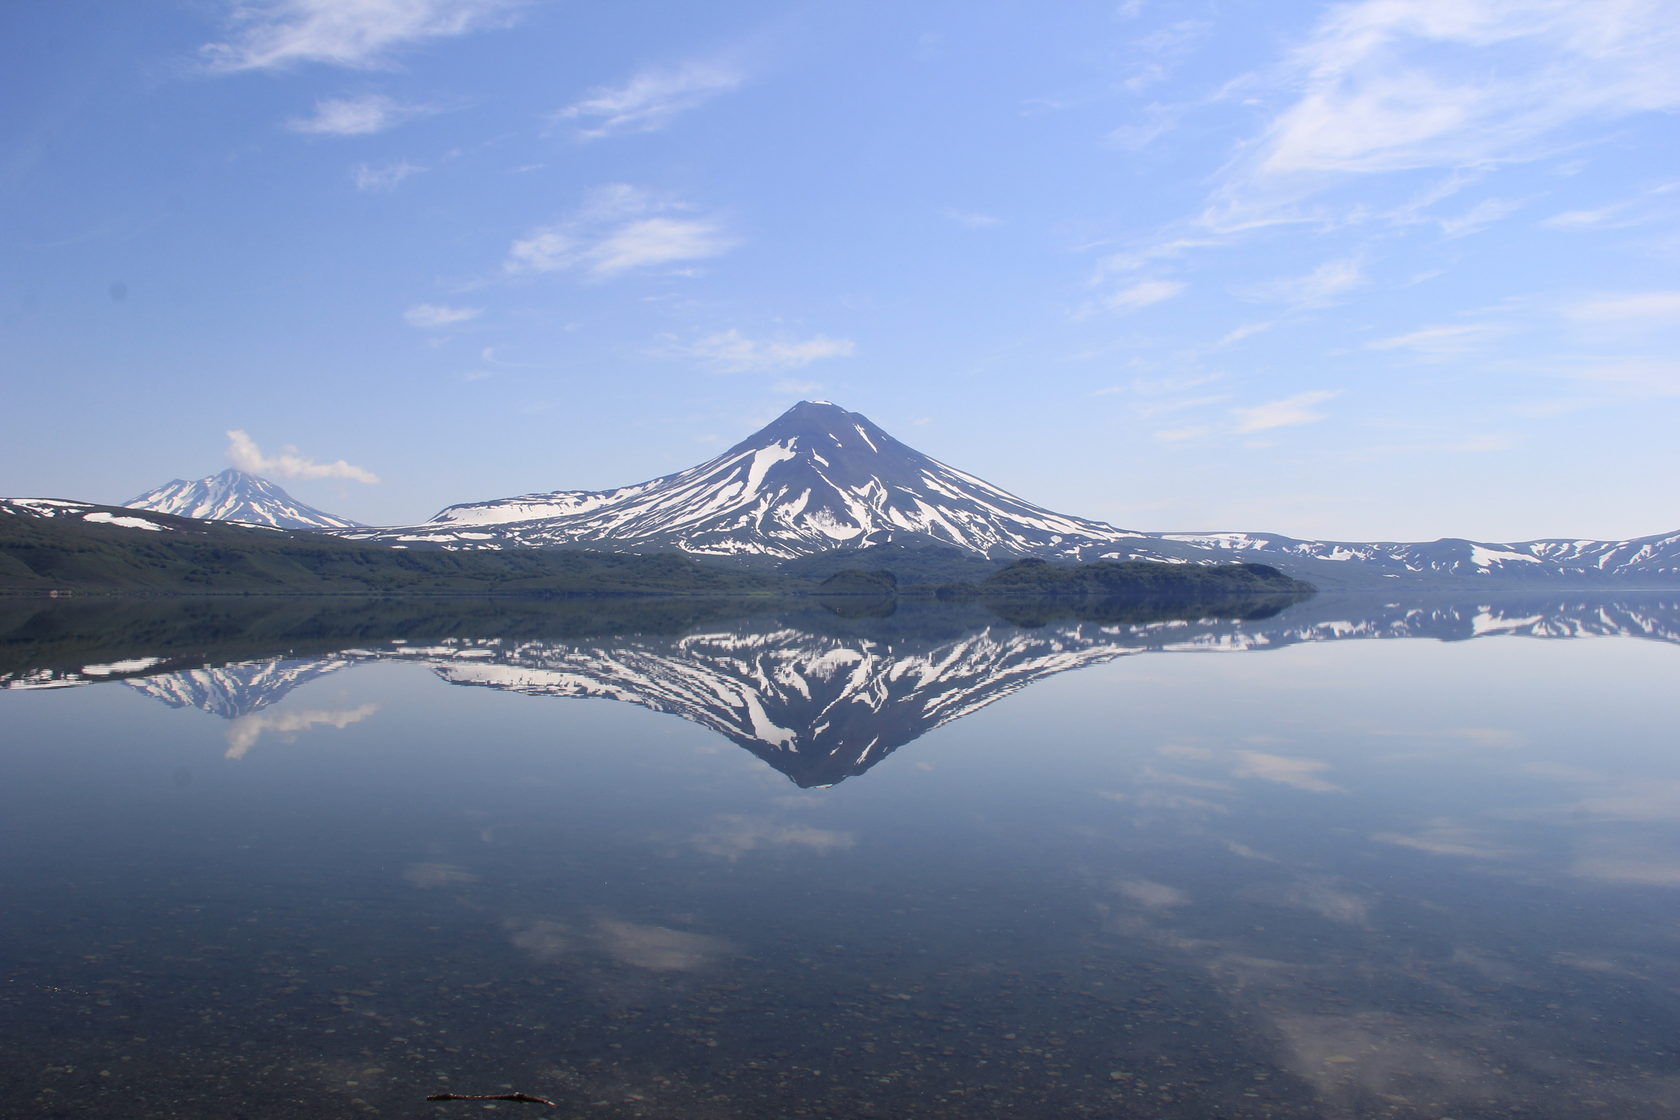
[{"xmin": 3, "ymin": 0, "xmax": 1677, "ymax": 543}]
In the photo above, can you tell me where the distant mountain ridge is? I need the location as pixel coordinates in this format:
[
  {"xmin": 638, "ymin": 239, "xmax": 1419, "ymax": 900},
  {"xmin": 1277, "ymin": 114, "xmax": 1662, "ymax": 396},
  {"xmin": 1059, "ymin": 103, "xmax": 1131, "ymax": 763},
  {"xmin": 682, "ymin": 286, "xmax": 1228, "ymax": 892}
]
[
  {"xmin": 334, "ymin": 400, "xmax": 1679, "ymax": 586},
  {"xmin": 1153, "ymin": 529, "xmax": 1680, "ymax": 587},
  {"xmin": 125, "ymin": 468, "xmax": 360, "ymax": 530},
  {"xmin": 5, "ymin": 402, "xmax": 1678, "ymax": 588}
]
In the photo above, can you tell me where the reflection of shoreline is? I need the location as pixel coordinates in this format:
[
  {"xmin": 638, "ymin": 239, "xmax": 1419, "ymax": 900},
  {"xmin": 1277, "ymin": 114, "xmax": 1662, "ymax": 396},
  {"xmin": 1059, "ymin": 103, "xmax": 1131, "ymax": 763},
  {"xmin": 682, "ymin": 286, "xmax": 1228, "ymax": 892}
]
[{"xmin": 6, "ymin": 595, "xmax": 1680, "ymax": 785}]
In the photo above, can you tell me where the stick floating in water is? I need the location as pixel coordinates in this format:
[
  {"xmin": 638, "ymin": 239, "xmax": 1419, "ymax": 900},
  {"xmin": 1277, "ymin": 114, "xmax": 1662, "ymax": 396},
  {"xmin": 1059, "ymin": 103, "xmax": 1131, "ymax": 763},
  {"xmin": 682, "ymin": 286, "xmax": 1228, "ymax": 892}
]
[{"xmin": 427, "ymin": 1092, "xmax": 555, "ymax": 1106}]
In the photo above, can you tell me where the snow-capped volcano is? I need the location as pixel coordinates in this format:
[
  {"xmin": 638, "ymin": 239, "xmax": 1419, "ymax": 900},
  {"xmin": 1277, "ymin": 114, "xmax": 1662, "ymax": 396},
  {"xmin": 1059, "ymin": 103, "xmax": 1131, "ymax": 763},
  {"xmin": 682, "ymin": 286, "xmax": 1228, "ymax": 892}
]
[
  {"xmin": 345, "ymin": 400, "xmax": 1169, "ymax": 560},
  {"xmin": 125, "ymin": 469, "xmax": 360, "ymax": 530}
]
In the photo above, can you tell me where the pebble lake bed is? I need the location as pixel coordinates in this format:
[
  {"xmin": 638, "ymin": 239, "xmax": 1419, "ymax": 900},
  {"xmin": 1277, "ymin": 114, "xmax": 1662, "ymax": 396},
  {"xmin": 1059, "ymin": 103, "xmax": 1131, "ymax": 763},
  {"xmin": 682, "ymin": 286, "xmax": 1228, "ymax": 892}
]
[{"xmin": 3, "ymin": 594, "xmax": 1678, "ymax": 1119}]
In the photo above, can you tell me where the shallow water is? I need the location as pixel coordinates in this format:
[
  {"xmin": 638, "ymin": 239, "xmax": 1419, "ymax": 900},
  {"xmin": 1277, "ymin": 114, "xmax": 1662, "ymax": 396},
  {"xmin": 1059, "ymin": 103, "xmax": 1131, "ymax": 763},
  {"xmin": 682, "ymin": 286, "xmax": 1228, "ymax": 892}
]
[{"xmin": 3, "ymin": 594, "xmax": 1679, "ymax": 1119}]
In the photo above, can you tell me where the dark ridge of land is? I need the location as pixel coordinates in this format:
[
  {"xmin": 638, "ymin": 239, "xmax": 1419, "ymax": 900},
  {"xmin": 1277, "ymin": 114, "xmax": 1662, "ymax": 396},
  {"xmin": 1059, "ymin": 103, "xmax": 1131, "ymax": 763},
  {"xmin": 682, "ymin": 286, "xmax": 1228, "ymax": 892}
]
[
  {"xmin": 978, "ymin": 557, "xmax": 1316, "ymax": 597},
  {"xmin": 0, "ymin": 504, "xmax": 778, "ymax": 597}
]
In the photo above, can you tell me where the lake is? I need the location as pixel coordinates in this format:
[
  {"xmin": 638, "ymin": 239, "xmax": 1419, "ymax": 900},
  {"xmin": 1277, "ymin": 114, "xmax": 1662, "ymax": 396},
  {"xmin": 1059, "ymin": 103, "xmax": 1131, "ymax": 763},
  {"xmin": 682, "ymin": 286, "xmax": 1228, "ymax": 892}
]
[{"xmin": 3, "ymin": 593, "xmax": 1679, "ymax": 1119}]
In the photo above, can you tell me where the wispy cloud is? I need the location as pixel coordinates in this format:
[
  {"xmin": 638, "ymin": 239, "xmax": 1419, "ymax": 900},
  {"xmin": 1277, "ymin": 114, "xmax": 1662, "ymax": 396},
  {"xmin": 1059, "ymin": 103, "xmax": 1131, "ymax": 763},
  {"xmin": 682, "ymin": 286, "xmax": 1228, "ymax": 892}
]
[
  {"xmin": 226, "ymin": 429, "xmax": 380, "ymax": 483},
  {"xmin": 943, "ymin": 208, "xmax": 1002, "ymax": 229},
  {"xmin": 1118, "ymin": 19, "xmax": 1212, "ymax": 93},
  {"xmin": 203, "ymin": 0, "xmax": 519, "ymax": 72},
  {"xmin": 677, "ymin": 329, "xmax": 855, "ymax": 374},
  {"xmin": 1241, "ymin": 257, "xmax": 1364, "ymax": 307},
  {"xmin": 1368, "ymin": 322, "xmax": 1509, "ymax": 358},
  {"xmin": 351, "ymin": 160, "xmax": 423, "ymax": 190},
  {"xmin": 1206, "ymin": 0, "xmax": 1680, "ymax": 227},
  {"xmin": 1564, "ymin": 291, "xmax": 1680, "ymax": 324},
  {"xmin": 404, "ymin": 302, "xmax": 480, "ymax": 328},
  {"xmin": 1540, "ymin": 183, "xmax": 1678, "ymax": 231},
  {"xmin": 1107, "ymin": 278, "xmax": 1186, "ymax": 311},
  {"xmin": 1231, "ymin": 390, "xmax": 1339, "ymax": 433},
  {"xmin": 285, "ymin": 93, "xmax": 427, "ymax": 135},
  {"xmin": 506, "ymin": 184, "xmax": 736, "ymax": 278},
  {"xmin": 558, "ymin": 60, "xmax": 743, "ymax": 139}
]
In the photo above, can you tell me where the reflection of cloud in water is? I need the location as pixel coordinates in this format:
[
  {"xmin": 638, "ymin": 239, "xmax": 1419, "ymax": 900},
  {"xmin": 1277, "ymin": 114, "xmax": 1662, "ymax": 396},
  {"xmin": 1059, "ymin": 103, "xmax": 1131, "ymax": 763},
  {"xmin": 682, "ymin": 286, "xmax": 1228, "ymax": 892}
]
[
  {"xmin": 1110, "ymin": 878, "xmax": 1187, "ymax": 910},
  {"xmin": 507, "ymin": 915, "xmax": 735, "ymax": 973},
  {"xmin": 1269, "ymin": 1010, "xmax": 1490, "ymax": 1117},
  {"xmin": 223, "ymin": 703, "xmax": 380, "ymax": 759},
  {"xmin": 1373, "ymin": 823, "xmax": 1514, "ymax": 861},
  {"xmin": 1574, "ymin": 779, "xmax": 1680, "ymax": 823},
  {"xmin": 593, "ymin": 917, "xmax": 734, "ymax": 971},
  {"xmin": 1231, "ymin": 749, "xmax": 1342, "ymax": 793},
  {"xmin": 690, "ymin": 814, "xmax": 855, "ymax": 860},
  {"xmin": 1097, "ymin": 788, "xmax": 1229, "ymax": 816},
  {"xmin": 1572, "ymin": 855, "xmax": 1680, "ymax": 887},
  {"xmin": 402, "ymin": 862, "xmax": 479, "ymax": 889},
  {"xmin": 1277, "ymin": 878, "xmax": 1371, "ymax": 926}
]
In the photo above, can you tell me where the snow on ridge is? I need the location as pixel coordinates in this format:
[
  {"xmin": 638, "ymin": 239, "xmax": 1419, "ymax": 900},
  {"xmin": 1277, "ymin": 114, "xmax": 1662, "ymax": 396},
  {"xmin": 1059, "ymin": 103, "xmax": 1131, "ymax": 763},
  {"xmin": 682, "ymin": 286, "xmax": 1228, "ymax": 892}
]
[{"xmin": 84, "ymin": 511, "xmax": 169, "ymax": 531}]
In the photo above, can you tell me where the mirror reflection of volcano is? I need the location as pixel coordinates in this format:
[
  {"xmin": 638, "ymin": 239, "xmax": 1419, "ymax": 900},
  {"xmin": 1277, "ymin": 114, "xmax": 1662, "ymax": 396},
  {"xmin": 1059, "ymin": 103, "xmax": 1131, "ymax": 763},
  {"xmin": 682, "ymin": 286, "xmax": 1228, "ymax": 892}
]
[
  {"xmin": 377, "ymin": 597, "xmax": 1680, "ymax": 786},
  {"xmin": 123, "ymin": 657, "xmax": 352, "ymax": 719},
  {"xmin": 6, "ymin": 595, "xmax": 1678, "ymax": 786},
  {"xmin": 394, "ymin": 623, "xmax": 1150, "ymax": 787}
]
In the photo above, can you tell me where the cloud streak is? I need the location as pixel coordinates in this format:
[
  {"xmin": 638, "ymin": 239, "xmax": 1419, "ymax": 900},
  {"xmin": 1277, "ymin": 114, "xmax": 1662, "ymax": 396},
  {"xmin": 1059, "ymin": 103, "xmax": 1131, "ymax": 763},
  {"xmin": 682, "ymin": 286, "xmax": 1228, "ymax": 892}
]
[
  {"xmin": 1107, "ymin": 278, "xmax": 1186, "ymax": 311},
  {"xmin": 1206, "ymin": 0, "xmax": 1680, "ymax": 227},
  {"xmin": 203, "ymin": 0, "xmax": 519, "ymax": 72},
  {"xmin": 404, "ymin": 303, "xmax": 481, "ymax": 328},
  {"xmin": 352, "ymin": 160, "xmax": 423, "ymax": 190},
  {"xmin": 1231, "ymin": 390, "xmax": 1339, "ymax": 433},
  {"xmin": 506, "ymin": 184, "xmax": 736, "ymax": 278},
  {"xmin": 677, "ymin": 329, "xmax": 855, "ymax": 374},
  {"xmin": 226, "ymin": 430, "xmax": 380, "ymax": 483},
  {"xmin": 559, "ymin": 60, "xmax": 743, "ymax": 139},
  {"xmin": 285, "ymin": 93, "xmax": 427, "ymax": 135}
]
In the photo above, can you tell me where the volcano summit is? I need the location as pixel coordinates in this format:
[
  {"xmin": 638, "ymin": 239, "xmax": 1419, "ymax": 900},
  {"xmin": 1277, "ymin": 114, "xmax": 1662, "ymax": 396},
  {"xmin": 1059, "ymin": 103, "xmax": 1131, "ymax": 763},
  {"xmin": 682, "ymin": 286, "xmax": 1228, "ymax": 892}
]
[{"xmin": 344, "ymin": 401, "xmax": 1171, "ymax": 561}]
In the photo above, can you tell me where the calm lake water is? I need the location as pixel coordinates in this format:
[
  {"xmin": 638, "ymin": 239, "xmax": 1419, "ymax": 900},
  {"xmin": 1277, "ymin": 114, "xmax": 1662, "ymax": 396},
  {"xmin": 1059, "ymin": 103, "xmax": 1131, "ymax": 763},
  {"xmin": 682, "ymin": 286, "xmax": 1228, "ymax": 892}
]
[{"xmin": 3, "ymin": 594, "xmax": 1679, "ymax": 1120}]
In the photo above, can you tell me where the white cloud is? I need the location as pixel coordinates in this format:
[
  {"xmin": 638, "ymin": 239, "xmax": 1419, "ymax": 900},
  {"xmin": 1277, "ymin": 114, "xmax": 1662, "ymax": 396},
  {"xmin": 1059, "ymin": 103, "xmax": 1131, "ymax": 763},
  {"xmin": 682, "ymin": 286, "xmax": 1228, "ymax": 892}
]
[
  {"xmin": 352, "ymin": 160, "xmax": 423, "ymax": 190},
  {"xmin": 1551, "ymin": 358, "xmax": 1680, "ymax": 397},
  {"xmin": 506, "ymin": 184, "xmax": 736, "ymax": 278},
  {"xmin": 1155, "ymin": 425, "xmax": 1213, "ymax": 443},
  {"xmin": 285, "ymin": 93, "xmax": 426, "ymax": 135},
  {"xmin": 1231, "ymin": 389, "xmax": 1339, "ymax": 433},
  {"xmin": 1564, "ymin": 291, "xmax": 1680, "ymax": 323},
  {"xmin": 1242, "ymin": 257, "xmax": 1365, "ymax": 307},
  {"xmin": 1215, "ymin": 320, "xmax": 1276, "ymax": 347},
  {"xmin": 559, "ymin": 61, "xmax": 743, "ymax": 139},
  {"xmin": 1540, "ymin": 206, "xmax": 1621, "ymax": 230},
  {"xmin": 679, "ymin": 329, "xmax": 855, "ymax": 374},
  {"xmin": 589, "ymin": 217, "xmax": 736, "ymax": 276},
  {"xmin": 225, "ymin": 429, "xmax": 380, "ymax": 484},
  {"xmin": 1107, "ymin": 278, "xmax": 1186, "ymax": 311},
  {"xmin": 1261, "ymin": 1, "xmax": 1680, "ymax": 178},
  {"xmin": 403, "ymin": 303, "xmax": 481, "ymax": 328},
  {"xmin": 1540, "ymin": 184, "xmax": 1678, "ymax": 231},
  {"xmin": 1437, "ymin": 196, "xmax": 1521, "ymax": 236},
  {"xmin": 1368, "ymin": 322, "xmax": 1509, "ymax": 357},
  {"xmin": 943, "ymin": 208, "xmax": 1002, "ymax": 228},
  {"xmin": 1198, "ymin": 0, "xmax": 1680, "ymax": 231},
  {"xmin": 202, "ymin": 0, "xmax": 519, "ymax": 72}
]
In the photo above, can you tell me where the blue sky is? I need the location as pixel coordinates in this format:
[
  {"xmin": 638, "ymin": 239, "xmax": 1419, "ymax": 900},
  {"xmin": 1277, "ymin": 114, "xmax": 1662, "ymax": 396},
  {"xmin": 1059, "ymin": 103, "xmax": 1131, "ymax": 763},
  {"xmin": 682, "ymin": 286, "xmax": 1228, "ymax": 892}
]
[{"xmin": 3, "ymin": 0, "xmax": 1677, "ymax": 542}]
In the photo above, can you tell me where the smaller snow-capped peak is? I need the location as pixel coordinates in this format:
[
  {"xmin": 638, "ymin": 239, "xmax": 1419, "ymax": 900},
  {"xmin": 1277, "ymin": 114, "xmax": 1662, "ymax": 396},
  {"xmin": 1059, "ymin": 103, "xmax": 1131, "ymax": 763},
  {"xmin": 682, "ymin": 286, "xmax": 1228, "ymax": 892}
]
[{"xmin": 125, "ymin": 469, "xmax": 361, "ymax": 530}]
